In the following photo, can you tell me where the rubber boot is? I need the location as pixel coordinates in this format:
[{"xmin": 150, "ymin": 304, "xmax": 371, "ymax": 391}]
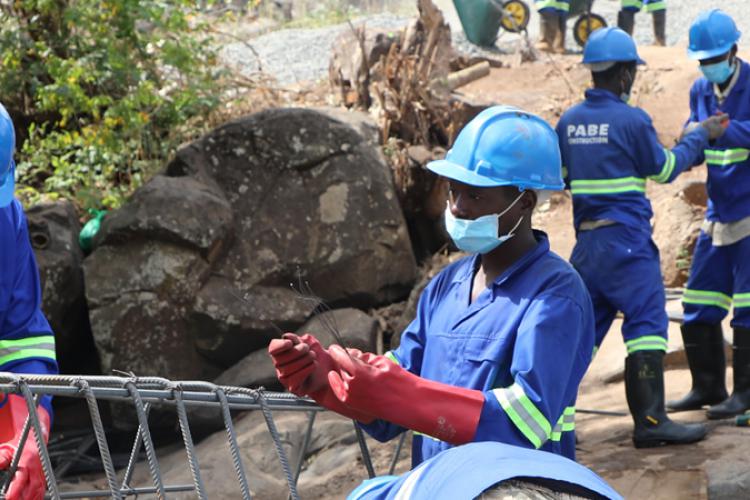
[
  {"xmin": 625, "ymin": 350, "xmax": 708, "ymax": 448},
  {"xmin": 666, "ymin": 323, "xmax": 728, "ymax": 412},
  {"xmin": 652, "ymin": 9, "xmax": 666, "ymax": 46},
  {"xmin": 535, "ymin": 12, "xmax": 558, "ymax": 52},
  {"xmin": 617, "ymin": 10, "xmax": 636, "ymax": 36},
  {"xmin": 552, "ymin": 14, "xmax": 567, "ymax": 54},
  {"xmin": 707, "ymin": 327, "xmax": 750, "ymax": 419}
]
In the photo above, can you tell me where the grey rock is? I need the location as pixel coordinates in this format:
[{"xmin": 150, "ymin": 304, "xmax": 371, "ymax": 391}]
[
  {"xmin": 84, "ymin": 240, "xmax": 216, "ymax": 379},
  {"xmin": 214, "ymin": 348, "xmax": 280, "ymax": 390},
  {"xmin": 296, "ymin": 308, "xmax": 380, "ymax": 353},
  {"xmin": 168, "ymin": 107, "xmax": 417, "ymax": 308},
  {"xmin": 94, "ymin": 174, "xmax": 233, "ymax": 260},
  {"xmin": 190, "ymin": 279, "xmax": 318, "ymax": 366}
]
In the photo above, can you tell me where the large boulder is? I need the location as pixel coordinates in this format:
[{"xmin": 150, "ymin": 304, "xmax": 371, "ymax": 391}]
[
  {"xmin": 84, "ymin": 107, "xmax": 416, "ymax": 381},
  {"xmin": 296, "ymin": 307, "xmax": 381, "ymax": 353},
  {"xmin": 189, "ymin": 280, "xmax": 320, "ymax": 366},
  {"xmin": 167, "ymin": 107, "xmax": 417, "ymax": 308},
  {"xmin": 84, "ymin": 240, "xmax": 217, "ymax": 379},
  {"xmin": 26, "ymin": 201, "xmax": 99, "ymax": 374},
  {"xmin": 653, "ymin": 181, "xmax": 706, "ymax": 287}
]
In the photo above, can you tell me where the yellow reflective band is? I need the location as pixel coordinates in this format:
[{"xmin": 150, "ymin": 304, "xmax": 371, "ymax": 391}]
[
  {"xmin": 570, "ymin": 177, "xmax": 646, "ymax": 195},
  {"xmin": 683, "ymin": 289, "xmax": 732, "ymax": 311},
  {"xmin": 0, "ymin": 335, "xmax": 56, "ymax": 366},
  {"xmin": 493, "ymin": 383, "xmax": 552, "ymax": 449},
  {"xmin": 625, "ymin": 336, "xmax": 668, "ymax": 354},
  {"xmin": 649, "ymin": 149, "xmax": 676, "ymax": 184},
  {"xmin": 704, "ymin": 148, "xmax": 750, "ymax": 167},
  {"xmin": 550, "ymin": 407, "xmax": 575, "ymax": 442}
]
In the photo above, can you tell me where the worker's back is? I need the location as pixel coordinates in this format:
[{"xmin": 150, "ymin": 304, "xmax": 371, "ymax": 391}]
[
  {"xmin": 348, "ymin": 441, "xmax": 622, "ymax": 500},
  {"xmin": 556, "ymin": 89, "xmax": 662, "ymax": 232}
]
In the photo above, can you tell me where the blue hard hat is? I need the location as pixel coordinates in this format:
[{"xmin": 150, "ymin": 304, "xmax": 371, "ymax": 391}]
[
  {"xmin": 0, "ymin": 103, "xmax": 15, "ymax": 208},
  {"xmin": 582, "ymin": 27, "xmax": 646, "ymax": 65},
  {"xmin": 687, "ymin": 9, "xmax": 740, "ymax": 60},
  {"xmin": 427, "ymin": 106, "xmax": 563, "ymax": 190}
]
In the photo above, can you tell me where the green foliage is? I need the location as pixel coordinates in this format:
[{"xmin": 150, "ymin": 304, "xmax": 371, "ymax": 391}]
[{"xmin": 0, "ymin": 0, "xmax": 224, "ymax": 210}]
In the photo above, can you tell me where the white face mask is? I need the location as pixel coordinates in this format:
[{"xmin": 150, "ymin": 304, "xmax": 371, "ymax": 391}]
[{"xmin": 444, "ymin": 191, "xmax": 525, "ymax": 254}]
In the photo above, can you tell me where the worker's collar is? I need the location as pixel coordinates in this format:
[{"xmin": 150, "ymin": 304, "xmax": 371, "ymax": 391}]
[
  {"xmin": 714, "ymin": 58, "xmax": 744, "ymax": 103},
  {"xmin": 584, "ymin": 88, "xmax": 627, "ymax": 103},
  {"xmin": 453, "ymin": 230, "xmax": 550, "ymax": 288}
]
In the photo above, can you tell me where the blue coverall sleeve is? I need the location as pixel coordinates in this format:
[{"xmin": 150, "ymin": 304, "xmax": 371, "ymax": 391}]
[
  {"xmin": 474, "ymin": 294, "xmax": 591, "ymax": 450},
  {"xmin": 357, "ymin": 283, "xmax": 430, "ymax": 442},
  {"xmin": 630, "ymin": 111, "xmax": 709, "ymax": 184},
  {"xmin": 686, "ymin": 84, "xmax": 706, "ymax": 165},
  {"xmin": 1, "ymin": 203, "xmax": 57, "ymax": 414},
  {"xmin": 719, "ymin": 119, "xmax": 750, "ymax": 149}
]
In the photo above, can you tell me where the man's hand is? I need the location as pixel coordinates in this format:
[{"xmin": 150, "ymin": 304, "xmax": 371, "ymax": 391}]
[
  {"xmin": 268, "ymin": 333, "xmax": 339, "ymax": 396},
  {"xmin": 0, "ymin": 395, "xmax": 50, "ymax": 500},
  {"xmin": 701, "ymin": 113, "xmax": 730, "ymax": 140}
]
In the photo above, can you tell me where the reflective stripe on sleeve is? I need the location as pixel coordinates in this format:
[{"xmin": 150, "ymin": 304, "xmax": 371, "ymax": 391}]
[
  {"xmin": 492, "ymin": 383, "xmax": 552, "ymax": 449},
  {"xmin": 570, "ymin": 177, "xmax": 646, "ymax": 195},
  {"xmin": 384, "ymin": 351, "xmax": 400, "ymax": 365},
  {"xmin": 734, "ymin": 293, "xmax": 750, "ymax": 309},
  {"xmin": 649, "ymin": 148, "xmax": 676, "ymax": 183},
  {"xmin": 683, "ymin": 289, "xmax": 732, "ymax": 311},
  {"xmin": 625, "ymin": 335, "xmax": 668, "ymax": 354},
  {"xmin": 704, "ymin": 148, "xmax": 750, "ymax": 167},
  {"xmin": 0, "ymin": 335, "xmax": 56, "ymax": 366}
]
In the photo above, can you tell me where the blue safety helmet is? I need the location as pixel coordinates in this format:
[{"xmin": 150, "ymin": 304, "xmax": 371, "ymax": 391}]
[
  {"xmin": 687, "ymin": 9, "xmax": 740, "ymax": 60},
  {"xmin": 582, "ymin": 27, "xmax": 646, "ymax": 65},
  {"xmin": 0, "ymin": 103, "xmax": 15, "ymax": 208},
  {"xmin": 427, "ymin": 106, "xmax": 563, "ymax": 190}
]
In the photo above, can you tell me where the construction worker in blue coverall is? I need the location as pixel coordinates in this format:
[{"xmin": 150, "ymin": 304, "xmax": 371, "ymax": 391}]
[
  {"xmin": 667, "ymin": 10, "xmax": 750, "ymax": 420},
  {"xmin": 556, "ymin": 27, "xmax": 728, "ymax": 448},
  {"xmin": 269, "ymin": 106, "xmax": 595, "ymax": 465},
  {"xmin": 617, "ymin": 0, "xmax": 666, "ymax": 46},
  {"xmin": 0, "ymin": 103, "xmax": 57, "ymax": 499},
  {"xmin": 534, "ymin": 0, "xmax": 569, "ymax": 54},
  {"xmin": 347, "ymin": 442, "xmax": 622, "ymax": 500}
]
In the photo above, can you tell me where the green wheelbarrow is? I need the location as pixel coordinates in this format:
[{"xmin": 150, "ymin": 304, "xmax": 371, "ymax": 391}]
[{"xmin": 453, "ymin": 0, "xmax": 532, "ymax": 47}]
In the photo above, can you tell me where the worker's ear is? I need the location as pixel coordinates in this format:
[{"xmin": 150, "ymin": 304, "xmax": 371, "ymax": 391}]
[{"xmin": 519, "ymin": 189, "xmax": 537, "ymax": 214}]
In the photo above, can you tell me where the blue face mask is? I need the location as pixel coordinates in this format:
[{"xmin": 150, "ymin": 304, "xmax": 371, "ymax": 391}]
[
  {"xmin": 700, "ymin": 59, "xmax": 735, "ymax": 84},
  {"xmin": 444, "ymin": 192, "xmax": 524, "ymax": 254}
]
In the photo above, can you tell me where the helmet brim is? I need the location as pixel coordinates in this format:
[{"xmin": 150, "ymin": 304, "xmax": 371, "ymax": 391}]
[
  {"xmin": 687, "ymin": 43, "xmax": 734, "ymax": 61},
  {"xmin": 427, "ymin": 159, "xmax": 505, "ymax": 187},
  {"xmin": 0, "ymin": 163, "xmax": 14, "ymax": 208}
]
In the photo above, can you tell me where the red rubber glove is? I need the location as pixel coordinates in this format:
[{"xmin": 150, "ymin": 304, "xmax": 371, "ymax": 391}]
[
  {"xmin": 0, "ymin": 395, "xmax": 50, "ymax": 500},
  {"xmin": 327, "ymin": 345, "xmax": 485, "ymax": 444},
  {"xmin": 268, "ymin": 334, "xmax": 375, "ymax": 422}
]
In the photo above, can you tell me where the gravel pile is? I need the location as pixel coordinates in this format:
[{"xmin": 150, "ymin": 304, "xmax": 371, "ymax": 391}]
[
  {"xmin": 220, "ymin": 0, "xmax": 750, "ymax": 86},
  {"xmin": 219, "ymin": 14, "xmax": 411, "ymax": 86}
]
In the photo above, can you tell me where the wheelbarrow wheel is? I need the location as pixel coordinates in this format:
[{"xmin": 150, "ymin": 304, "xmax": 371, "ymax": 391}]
[
  {"xmin": 573, "ymin": 13, "xmax": 607, "ymax": 47},
  {"xmin": 499, "ymin": 0, "xmax": 530, "ymax": 33}
]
